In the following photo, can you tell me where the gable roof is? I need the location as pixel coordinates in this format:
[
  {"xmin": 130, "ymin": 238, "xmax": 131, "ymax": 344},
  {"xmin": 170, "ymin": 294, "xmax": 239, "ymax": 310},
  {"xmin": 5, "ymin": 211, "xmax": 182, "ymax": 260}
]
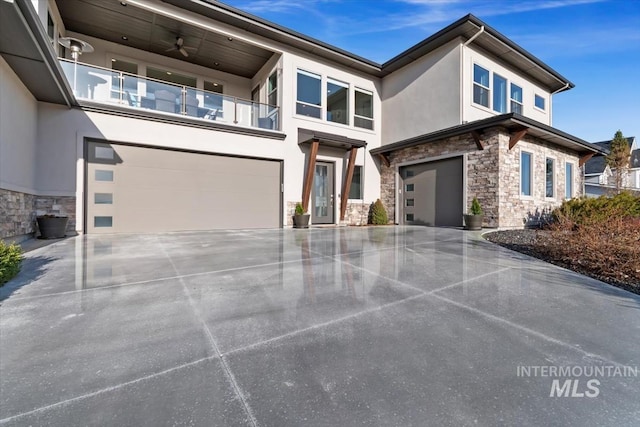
[
  {"xmin": 370, "ymin": 113, "xmax": 607, "ymax": 157},
  {"xmin": 167, "ymin": 2, "xmax": 572, "ymax": 91},
  {"xmin": 585, "ymin": 137, "xmax": 636, "ymax": 175}
]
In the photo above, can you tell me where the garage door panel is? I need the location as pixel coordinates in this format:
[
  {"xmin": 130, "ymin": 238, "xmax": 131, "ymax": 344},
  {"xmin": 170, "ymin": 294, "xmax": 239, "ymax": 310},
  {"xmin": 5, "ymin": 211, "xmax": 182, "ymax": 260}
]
[{"xmin": 86, "ymin": 142, "xmax": 281, "ymax": 233}]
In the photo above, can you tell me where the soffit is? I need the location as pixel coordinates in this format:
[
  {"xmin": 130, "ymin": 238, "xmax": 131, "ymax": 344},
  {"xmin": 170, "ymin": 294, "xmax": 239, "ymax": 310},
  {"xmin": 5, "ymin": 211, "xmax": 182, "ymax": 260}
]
[{"xmin": 55, "ymin": 0, "xmax": 275, "ymax": 78}]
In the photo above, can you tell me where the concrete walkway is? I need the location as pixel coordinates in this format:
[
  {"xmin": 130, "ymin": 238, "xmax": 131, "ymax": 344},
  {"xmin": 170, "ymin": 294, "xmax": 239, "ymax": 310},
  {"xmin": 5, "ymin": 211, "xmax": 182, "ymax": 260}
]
[{"xmin": 1, "ymin": 227, "xmax": 638, "ymax": 426}]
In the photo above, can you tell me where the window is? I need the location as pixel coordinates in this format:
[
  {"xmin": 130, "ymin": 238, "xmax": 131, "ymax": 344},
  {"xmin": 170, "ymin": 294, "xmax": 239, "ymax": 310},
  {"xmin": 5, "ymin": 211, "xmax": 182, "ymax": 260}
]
[
  {"xmin": 204, "ymin": 80, "xmax": 224, "ymax": 117},
  {"xmin": 473, "ymin": 64, "xmax": 490, "ymax": 108},
  {"xmin": 520, "ymin": 151, "xmax": 532, "ymax": 196},
  {"xmin": 94, "ymin": 216, "xmax": 113, "ymax": 228},
  {"xmin": 510, "ymin": 84, "xmax": 523, "ymax": 114},
  {"xmin": 296, "ymin": 70, "xmax": 322, "ymax": 118},
  {"xmin": 354, "ymin": 88, "xmax": 373, "ymax": 130},
  {"xmin": 565, "ymin": 162, "xmax": 573, "ymax": 199},
  {"xmin": 546, "ymin": 158, "xmax": 555, "ymax": 198},
  {"xmin": 47, "ymin": 11, "xmax": 55, "ymax": 41},
  {"xmin": 535, "ymin": 94, "xmax": 546, "ymax": 111},
  {"xmin": 348, "ymin": 166, "xmax": 363, "ymax": 199},
  {"xmin": 94, "ymin": 193, "xmax": 113, "ymax": 204},
  {"xmin": 493, "ymin": 73, "xmax": 507, "ymax": 113},
  {"xmin": 405, "ymin": 183, "xmax": 414, "ymax": 192},
  {"xmin": 327, "ymin": 78, "xmax": 349, "ymax": 125},
  {"xmin": 95, "ymin": 170, "xmax": 114, "ymax": 182},
  {"xmin": 267, "ymin": 71, "xmax": 278, "ymax": 111}
]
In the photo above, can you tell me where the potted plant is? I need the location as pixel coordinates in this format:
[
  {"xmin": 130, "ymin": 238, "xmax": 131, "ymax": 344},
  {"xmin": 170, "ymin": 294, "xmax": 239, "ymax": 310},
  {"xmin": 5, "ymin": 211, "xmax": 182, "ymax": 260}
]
[
  {"xmin": 293, "ymin": 202, "xmax": 310, "ymax": 228},
  {"xmin": 36, "ymin": 215, "xmax": 69, "ymax": 239},
  {"xmin": 463, "ymin": 197, "xmax": 483, "ymax": 230}
]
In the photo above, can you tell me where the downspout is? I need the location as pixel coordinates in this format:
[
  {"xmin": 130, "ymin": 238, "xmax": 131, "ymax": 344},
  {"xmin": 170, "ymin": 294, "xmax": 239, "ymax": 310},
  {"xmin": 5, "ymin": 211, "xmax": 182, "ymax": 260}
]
[
  {"xmin": 549, "ymin": 82, "xmax": 570, "ymax": 126},
  {"xmin": 460, "ymin": 26, "xmax": 485, "ymax": 124}
]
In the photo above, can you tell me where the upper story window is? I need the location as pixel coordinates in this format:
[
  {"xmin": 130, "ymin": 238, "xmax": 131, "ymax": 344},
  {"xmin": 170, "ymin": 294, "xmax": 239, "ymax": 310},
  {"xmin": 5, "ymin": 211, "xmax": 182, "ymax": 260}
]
[
  {"xmin": 354, "ymin": 88, "xmax": 373, "ymax": 130},
  {"xmin": 473, "ymin": 64, "xmax": 490, "ymax": 108},
  {"xmin": 535, "ymin": 94, "xmax": 546, "ymax": 111},
  {"xmin": 111, "ymin": 59, "xmax": 138, "ymax": 104},
  {"xmin": 47, "ymin": 11, "xmax": 55, "ymax": 41},
  {"xmin": 268, "ymin": 71, "xmax": 278, "ymax": 111},
  {"xmin": 296, "ymin": 69, "xmax": 322, "ymax": 119},
  {"xmin": 492, "ymin": 73, "xmax": 507, "ymax": 113},
  {"xmin": 521, "ymin": 151, "xmax": 533, "ymax": 197},
  {"xmin": 327, "ymin": 78, "xmax": 349, "ymax": 125},
  {"xmin": 510, "ymin": 84, "xmax": 523, "ymax": 114}
]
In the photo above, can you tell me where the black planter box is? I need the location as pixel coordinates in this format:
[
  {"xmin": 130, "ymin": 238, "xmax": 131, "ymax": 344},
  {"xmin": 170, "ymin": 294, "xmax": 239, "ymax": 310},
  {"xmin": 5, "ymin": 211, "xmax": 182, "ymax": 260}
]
[{"xmin": 37, "ymin": 216, "xmax": 69, "ymax": 239}]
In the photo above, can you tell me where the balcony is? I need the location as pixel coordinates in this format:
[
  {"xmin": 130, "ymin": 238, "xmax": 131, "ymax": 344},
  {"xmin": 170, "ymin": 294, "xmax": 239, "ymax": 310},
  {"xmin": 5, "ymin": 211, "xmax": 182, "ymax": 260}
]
[{"xmin": 59, "ymin": 58, "xmax": 280, "ymax": 131}]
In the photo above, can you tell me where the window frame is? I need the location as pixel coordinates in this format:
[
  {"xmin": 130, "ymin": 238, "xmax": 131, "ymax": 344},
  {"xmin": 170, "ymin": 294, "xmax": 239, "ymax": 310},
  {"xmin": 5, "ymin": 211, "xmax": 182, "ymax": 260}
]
[
  {"xmin": 520, "ymin": 150, "xmax": 534, "ymax": 198},
  {"xmin": 534, "ymin": 94, "xmax": 546, "ymax": 111},
  {"xmin": 545, "ymin": 156, "xmax": 556, "ymax": 199},
  {"xmin": 348, "ymin": 165, "xmax": 363, "ymax": 200},
  {"xmin": 510, "ymin": 83, "xmax": 523, "ymax": 114},
  {"xmin": 473, "ymin": 64, "xmax": 491, "ymax": 108},
  {"xmin": 565, "ymin": 162, "xmax": 574, "ymax": 199},
  {"xmin": 296, "ymin": 69, "xmax": 323, "ymax": 119},
  {"xmin": 354, "ymin": 87, "xmax": 374, "ymax": 130},
  {"xmin": 492, "ymin": 72, "xmax": 508, "ymax": 113}
]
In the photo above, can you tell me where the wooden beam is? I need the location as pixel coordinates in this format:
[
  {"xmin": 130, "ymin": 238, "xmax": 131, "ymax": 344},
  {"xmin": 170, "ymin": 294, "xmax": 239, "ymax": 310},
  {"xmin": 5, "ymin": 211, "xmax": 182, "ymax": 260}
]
[
  {"xmin": 579, "ymin": 153, "xmax": 594, "ymax": 167},
  {"xmin": 301, "ymin": 140, "xmax": 319, "ymax": 213},
  {"xmin": 378, "ymin": 153, "xmax": 390, "ymax": 167},
  {"xmin": 340, "ymin": 147, "xmax": 358, "ymax": 221},
  {"xmin": 471, "ymin": 131, "xmax": 485, "ymax": 150},
  {"xmin": 509, "ymin": 128, "xmax": 528, "ymax": 150}
]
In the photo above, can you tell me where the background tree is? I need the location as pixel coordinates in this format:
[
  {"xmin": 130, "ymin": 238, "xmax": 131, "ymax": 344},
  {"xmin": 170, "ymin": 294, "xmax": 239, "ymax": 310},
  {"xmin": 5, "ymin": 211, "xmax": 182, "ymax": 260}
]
[{"xmin": 606, "ymin": 130, "xmax": 631, "ymax": 193}]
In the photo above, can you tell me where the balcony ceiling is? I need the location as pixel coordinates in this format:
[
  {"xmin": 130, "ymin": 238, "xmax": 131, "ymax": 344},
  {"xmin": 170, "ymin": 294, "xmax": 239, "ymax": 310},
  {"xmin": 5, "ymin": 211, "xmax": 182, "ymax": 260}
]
[{"xmin": 55, "ymin": 0, "xmax": 274, "ymax": 78}]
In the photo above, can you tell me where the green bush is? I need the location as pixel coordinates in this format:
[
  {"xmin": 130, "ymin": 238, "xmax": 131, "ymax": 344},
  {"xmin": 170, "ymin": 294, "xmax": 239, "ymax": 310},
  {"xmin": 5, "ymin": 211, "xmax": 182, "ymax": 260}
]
[
  {"xmin": 294, "ymin": 202, "xmax": 306, "ymax": 215},
  {"xmin": 470, "ymin": 197, "xmax": 483, "ymax": 215},
  {"xmin": 368, "ymin": 199, "xmax": 389, "ymax": 225},
  {"xmin": 0, "ymin": 241, "xmax": 23, "ymax": 286},
  {"xmin": 553, "ymin": 192, "xmax": 640, "ymax": 226}
]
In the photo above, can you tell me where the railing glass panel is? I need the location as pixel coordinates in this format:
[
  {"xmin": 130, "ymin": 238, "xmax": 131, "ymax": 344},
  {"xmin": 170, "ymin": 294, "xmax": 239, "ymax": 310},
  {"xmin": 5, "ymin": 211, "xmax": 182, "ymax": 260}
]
[{"xmin": 59, "ymin": 58, "xmax": 279, "ymax": 131}]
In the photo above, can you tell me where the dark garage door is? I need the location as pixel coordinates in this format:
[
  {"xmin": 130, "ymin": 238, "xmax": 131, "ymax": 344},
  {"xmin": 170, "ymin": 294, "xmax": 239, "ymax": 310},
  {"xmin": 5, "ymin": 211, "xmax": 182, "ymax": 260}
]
[
  {"xmin": 400, "ymin": 157, "xmax": 463, "ymax": 227},
  {"xmin": 86, "ymin": 141, "xmax": 282, "ymax": 233}
]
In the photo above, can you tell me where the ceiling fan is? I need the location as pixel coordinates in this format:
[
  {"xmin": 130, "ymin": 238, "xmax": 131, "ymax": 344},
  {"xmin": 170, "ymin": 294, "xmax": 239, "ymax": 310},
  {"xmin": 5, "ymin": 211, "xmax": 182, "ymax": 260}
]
[{"xmin": 165, "ymin": 36, "xmax": 195, "ymax": 57}]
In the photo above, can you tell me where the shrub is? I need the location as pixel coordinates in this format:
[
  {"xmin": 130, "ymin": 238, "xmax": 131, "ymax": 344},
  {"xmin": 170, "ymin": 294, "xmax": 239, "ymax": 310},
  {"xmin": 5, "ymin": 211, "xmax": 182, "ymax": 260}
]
[
  {"xmin": 294, "ymin": 202, "xmax": 306, "ymax": 215},
  {"xmin": 0, "ymin": 241, "xmax": 23, "ymax": 286},
  {"xmin": 553, "ymin": 192, "xmax": 640, "ymax": 226},
  {"xmin": 368, "ymin": 199, "xmax": 389, "ymax": 225},
  {"xmin": 470, "ymin": 197, "xmax": 483, "ymax": 215}
]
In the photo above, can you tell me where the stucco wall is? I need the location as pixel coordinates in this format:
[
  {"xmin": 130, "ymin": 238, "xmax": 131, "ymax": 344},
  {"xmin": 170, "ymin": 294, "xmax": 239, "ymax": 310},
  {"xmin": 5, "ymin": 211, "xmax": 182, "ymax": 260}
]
[{"xmin": 381, "ymin": 39, "xmax": 462, "ymax": 144}]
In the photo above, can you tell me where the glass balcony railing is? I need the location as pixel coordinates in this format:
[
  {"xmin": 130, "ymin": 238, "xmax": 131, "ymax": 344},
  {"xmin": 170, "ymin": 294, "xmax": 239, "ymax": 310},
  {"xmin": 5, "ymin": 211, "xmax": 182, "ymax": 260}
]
[{"xmin": 59, "ymin": 58, "xmax": 280, "ymax": 131}]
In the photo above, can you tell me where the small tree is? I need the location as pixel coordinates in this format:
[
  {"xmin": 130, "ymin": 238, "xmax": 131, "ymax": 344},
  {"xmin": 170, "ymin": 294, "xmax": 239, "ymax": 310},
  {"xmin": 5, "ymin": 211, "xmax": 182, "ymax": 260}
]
[
  {"xmin": 368, "ymin": 199, "xmax": 389, "ymax": 225},
  {"xmin": 606, "ymin": 130, "xmax": 631, "ymax": 193}
]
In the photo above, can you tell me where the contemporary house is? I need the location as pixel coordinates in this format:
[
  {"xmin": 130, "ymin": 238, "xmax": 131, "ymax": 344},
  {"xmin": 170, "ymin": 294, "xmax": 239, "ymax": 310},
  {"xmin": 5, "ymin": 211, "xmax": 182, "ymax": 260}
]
[
  {"xmin": 584, "ymin": 137, "xmax": 639, "ymax": 197},
  {"xmin": 0, "ymin": 0, "xmax": 606, "ymax": 241}
]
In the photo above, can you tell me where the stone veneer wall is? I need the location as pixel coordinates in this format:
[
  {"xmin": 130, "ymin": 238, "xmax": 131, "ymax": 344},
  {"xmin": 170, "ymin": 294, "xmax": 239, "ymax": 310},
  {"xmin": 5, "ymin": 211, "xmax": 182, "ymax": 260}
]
[
  {"xmin": 0, "ymin": 188, "xmax": 76, "ymax": 239},
  {"xmin": 286, "ymin": 200, "xmax": 370, "ymax": 226},
  {"xmin": 379, "ymin": 127, "xmax": 584, "ymax": 229},
  {"xmin": 1, "ymin": 188, "xmax": 37, "ymax": 239},
  {"xmin": 498, "ymin": 133, "xmax": 583, "ymax": 228},
  {"xmin": 380, "ymin": 129, "xmax": 501, "ymax": 227}
]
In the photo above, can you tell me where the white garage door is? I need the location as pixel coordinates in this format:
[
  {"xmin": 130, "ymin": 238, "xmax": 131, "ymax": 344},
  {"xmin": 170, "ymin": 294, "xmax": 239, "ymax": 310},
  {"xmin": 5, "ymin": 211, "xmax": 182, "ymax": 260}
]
[{"xmin": 86, "ymin": 142, "xmax": 281, "ymax": 233}]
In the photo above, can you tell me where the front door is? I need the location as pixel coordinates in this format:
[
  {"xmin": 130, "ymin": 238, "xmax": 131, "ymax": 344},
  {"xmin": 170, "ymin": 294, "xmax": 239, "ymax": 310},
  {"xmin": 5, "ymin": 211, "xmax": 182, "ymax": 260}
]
[{"xmin": 312, "ymin": 161, "xmax": 334, "ymax": 224}]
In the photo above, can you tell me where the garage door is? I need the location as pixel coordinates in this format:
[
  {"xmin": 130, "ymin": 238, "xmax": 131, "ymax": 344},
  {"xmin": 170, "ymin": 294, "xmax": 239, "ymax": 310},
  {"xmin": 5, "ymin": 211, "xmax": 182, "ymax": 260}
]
[
  {"xmin": 86, "ymin": 142, "xmax": 281, "ymax": 233},
  {"xmin": 400, "ymin": 157, "xmax": 463, "ymax": 227}
]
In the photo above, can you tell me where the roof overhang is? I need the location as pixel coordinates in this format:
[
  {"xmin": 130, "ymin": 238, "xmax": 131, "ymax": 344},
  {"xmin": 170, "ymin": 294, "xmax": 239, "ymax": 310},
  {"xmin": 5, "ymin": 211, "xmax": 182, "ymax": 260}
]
[
  {"xmin": 0, "ymin": 0, "xmax": 74, "ymax": 105},
  {"xmin": 370, "ymin": 114, "xmax": 607, "ymax": 157},
  {"xmin": 298, "ymin": 128, "xmax": 367, "ymax": 150},
  {"xmin": 381, "ymin": 14, "xmax": 573, "ymax": 92}
]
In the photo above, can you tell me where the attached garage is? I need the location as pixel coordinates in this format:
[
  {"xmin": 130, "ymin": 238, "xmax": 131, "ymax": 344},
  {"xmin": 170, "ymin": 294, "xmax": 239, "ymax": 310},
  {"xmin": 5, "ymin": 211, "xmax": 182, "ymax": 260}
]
[
  {"xmin": 400, "ymin": 156, "xmax": 463, "ymax": 227},
  {"xmin": 85, "ymin": 141, "xmax": 282, "ymax": 233}
]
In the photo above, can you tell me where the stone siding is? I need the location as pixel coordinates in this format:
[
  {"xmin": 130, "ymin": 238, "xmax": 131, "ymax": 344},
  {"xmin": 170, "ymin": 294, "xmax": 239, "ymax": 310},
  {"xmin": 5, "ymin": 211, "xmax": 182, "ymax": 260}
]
[
  {"xmin": 379, "ymin": 127, "xmax": 584, "ymax": 229},
  {"xmin": 35, "ymin": 196, "xmax": 77, "ymax": 233},
  {"xmin": 0, "ymin": 188, "xmax": 37, "ymax": 239},
  {"xmin": 498, "ymin": 134, "xmax": 583, "ymax": 228},
  {"xmin": 381, "ymin": 130, "xmax": 500, "ymax": 227}
]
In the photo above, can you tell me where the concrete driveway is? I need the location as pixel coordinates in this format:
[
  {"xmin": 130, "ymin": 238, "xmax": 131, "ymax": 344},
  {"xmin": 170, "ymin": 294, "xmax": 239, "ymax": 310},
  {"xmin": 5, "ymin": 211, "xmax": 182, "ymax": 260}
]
[{"xmin": 1, "ymin": 227, "xmax": 639, "ymax": 426}]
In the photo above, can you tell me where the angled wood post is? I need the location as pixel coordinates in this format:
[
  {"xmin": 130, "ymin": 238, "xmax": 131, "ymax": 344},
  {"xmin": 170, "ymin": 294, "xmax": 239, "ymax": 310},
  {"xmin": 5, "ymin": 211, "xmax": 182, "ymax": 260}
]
[
  {"xmin": 340, "ymin": 147, "xmax": 358, "ymax": 221},
  {"xmin": 301, "ymin": 139, "xmax": 319, "ymax": 212}
]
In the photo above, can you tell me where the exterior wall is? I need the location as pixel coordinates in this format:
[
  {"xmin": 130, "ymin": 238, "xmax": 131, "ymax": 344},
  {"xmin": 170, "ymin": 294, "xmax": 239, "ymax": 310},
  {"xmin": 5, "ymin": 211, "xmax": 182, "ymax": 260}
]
[
  {"xmin": 380, "ymin": 131, "xmax": 500, "ymax": 227},
  {"xmin": 381, "ymin": 39, "xmax": 462, "ymax": 143},
  {"xmin": 498, "ymin": 134, "xmax": 582, "ymax": 228},
  {"xmin": 462, "ymin": 45, "xmax": 552, "ymax": 125}
]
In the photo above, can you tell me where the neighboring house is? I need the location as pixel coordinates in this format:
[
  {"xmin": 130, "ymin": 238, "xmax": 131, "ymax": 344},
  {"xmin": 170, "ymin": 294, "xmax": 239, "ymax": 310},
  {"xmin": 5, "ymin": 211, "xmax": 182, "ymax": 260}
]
[
  {"xmin": 0, "ymin": 0, "xmax": 605, "ymax": 240},
  {"xmin": 584, "ymin": 137, "xmax": 639, "ymax": 197}
]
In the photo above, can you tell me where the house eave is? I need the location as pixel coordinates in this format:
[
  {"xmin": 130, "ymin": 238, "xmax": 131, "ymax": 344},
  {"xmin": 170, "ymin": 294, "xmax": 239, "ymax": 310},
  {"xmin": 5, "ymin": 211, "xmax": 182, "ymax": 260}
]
[{"xmin": 371, "ymin": 114, "xmax": 606, "ymax": 156}]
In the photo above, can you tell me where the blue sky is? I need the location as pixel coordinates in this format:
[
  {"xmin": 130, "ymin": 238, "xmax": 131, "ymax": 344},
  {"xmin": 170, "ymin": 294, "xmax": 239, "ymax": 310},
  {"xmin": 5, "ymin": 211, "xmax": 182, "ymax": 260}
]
[{"xmin": 222, "ymin": 0, "xmax": 639, "ymax": 143}]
